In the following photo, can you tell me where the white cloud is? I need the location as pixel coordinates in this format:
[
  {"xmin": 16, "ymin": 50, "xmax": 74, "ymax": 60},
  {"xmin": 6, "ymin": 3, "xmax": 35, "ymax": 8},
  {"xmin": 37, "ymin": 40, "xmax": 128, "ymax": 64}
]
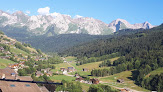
[
  {"xmin": 74, "ymin": 15, "xmax": 83, "ymax": 19},
  {"xmin": 25, "ymin": 10, "xmax": 30, "ymax": 15},
  {"xmin": 37, "ymin": 7, "xmax": 50, "ymax": 15},
  {"xmin": 50, "ymin": 12, "xmax": 60, "ymax": 17}
]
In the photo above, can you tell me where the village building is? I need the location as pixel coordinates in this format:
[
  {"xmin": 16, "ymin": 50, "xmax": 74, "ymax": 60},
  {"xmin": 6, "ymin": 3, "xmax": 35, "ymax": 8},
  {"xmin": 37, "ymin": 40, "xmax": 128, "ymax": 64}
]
[
  {"xmin": 8, "ymin": 61, "xmax": 26, "ymax": 73},
  {"xmin": 76, "ymin": 77, "xmax": 84, "ymax": 83},
  {"xmin": 90, "ymin": 78, "xmax": 99, "ymax": 84},
  {"xmin": 74, "ymin": 74, "xmax": 80, "ymax": 78},
  {"xmin": 46, "ymin": 71, "xmax": 53, "ymax": 77},
  {"xmin": 67, "ymin": 67, "xmax": 74, "ymax": 72},
  {"xmin": 0, "ymin": 68, "xmax": 42, "ymax": 92},
  {"xmin": 41, "ymin": 68, "xmax": 51, "ymax": 73},
  {"xmin": 117, "ymin": 79, "xmax": 124, "ymax": 83},
  {"xmin": 60, "ymin": 68, "xmax": 66, "ymax": 72},
  {"xmin": 35, "ymin": 71, "xmax": 44, "ymax": 77},
  {"xmin": 83, "ymin": 68, "xmax": 89, "ymax": 72}
]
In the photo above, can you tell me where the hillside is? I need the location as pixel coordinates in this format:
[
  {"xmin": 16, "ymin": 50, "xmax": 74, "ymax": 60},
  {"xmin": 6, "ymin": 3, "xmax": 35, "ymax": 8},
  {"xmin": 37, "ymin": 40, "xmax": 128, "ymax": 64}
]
[
  {"xmin": 0, "ymin": 31, "xmax": 47, "ymax": 68},
  {"xmin": 60, "ymin": 24, "xmax": 163, "ymax": 91},
  {"xmin": 12, "ymin": 28, "xmax": 145, "ymax": 53},
  {"xmin": 60, "ymin": 24, "xmax": 163, "ymax": 57}
]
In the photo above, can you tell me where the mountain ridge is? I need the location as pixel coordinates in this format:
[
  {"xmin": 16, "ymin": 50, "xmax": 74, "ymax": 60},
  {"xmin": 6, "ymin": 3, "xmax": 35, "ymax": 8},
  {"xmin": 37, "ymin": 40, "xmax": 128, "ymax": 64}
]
[{"xmin": 0, "ymin": 10, "xmax": 155, "ymax": 36}]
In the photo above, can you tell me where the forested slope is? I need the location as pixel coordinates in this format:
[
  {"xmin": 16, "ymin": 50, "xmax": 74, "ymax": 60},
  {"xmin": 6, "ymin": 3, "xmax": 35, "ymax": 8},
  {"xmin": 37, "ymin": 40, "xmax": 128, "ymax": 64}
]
[{"xmin": 61, "ymin": 24, "xmax": 163, "ymax": 91}]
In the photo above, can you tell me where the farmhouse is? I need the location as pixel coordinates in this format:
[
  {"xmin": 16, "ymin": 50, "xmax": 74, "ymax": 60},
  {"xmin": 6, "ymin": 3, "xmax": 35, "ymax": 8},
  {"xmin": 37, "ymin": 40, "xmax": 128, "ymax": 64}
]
[
  {"xmin": 35, "ymin": 71, "xmax": 43, "ymax": 77},
  {"xmin": 117, "ymin": 79, "xmax": 124, "ymax": 83},
  {"xmin": 46, "ymin": 71, "xmax": 53, "ymax": 77},
  {"xmin": 83, "ymin": 68, "xmax": 89, "ymax": 72},
  {"xmin": 90, "ymin": 78, "xmax": 99, "ymax": 84},
  {"xmin": 76, "ymin": 77, "xmax": 84, "ymax": 83},
  {"xmin": 41, "ymin": 68, "xmax": 51, "ymax": 73},
  {"xmin": 67, "ymin": 67, "xmax": 74, "ymax": 72},
  {"xmin": 74, "ymin": 74, "xmax": 80, "ymax": 78},
  {"xmin": 60, "ymin": 68, "xmax": 66, "ymax": 71}
]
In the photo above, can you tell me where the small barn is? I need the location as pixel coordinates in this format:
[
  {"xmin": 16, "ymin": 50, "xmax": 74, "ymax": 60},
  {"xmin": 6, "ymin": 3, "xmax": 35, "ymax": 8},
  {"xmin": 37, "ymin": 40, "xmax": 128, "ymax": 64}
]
[{"xmin": 117, "ymin": 79, "xmax": 124, "ymax": 83}]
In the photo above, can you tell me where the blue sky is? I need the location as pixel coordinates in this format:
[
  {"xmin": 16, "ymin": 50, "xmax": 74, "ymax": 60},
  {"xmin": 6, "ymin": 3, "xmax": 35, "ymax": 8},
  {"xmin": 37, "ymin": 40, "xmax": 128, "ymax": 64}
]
[{"xmin": 0, "ymin": 0, "xmax": 163, "ymax": 25}]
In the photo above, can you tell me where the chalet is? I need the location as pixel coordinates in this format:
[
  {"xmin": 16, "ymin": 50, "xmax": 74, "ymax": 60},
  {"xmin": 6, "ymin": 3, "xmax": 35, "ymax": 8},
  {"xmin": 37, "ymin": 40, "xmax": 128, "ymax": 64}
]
[
  {"xmin": 117, "ymin": 79, "xmax": 124, "ymax": 83},
  {"xmin": 83, "ymin": 68, "xmax": 89, "ymax": 72},
  {"xmin": 76, "ymin": 77, "xmax": 84, "ymax": 83},
  {"xmin": 90, "ymin": 78, "xmax": 99, "ymax": 84},
  {"xmin": 67, "ymin": 67, "xmax": 74, "ymax": 72},
  {"xmin": 60, "ymin": 68, "xmax": 66, "ymax": 72},
  {"xmin": 46, "ymin": 71, "xmax": 53, "ymax": 77},
  {"xmin": 0, "ymin": 68, "xmax": 42, "ymax": 92},
  {"xmin": 35, "ymin": 71, "xmax": 43, "ymax": 77},
  {"xmin": 41, "ymin": 68, "xmax": 51, "ymax": 73},
  {"xmin": 74, "ymin": 74, "xmax": 80, "ymax": 78}
]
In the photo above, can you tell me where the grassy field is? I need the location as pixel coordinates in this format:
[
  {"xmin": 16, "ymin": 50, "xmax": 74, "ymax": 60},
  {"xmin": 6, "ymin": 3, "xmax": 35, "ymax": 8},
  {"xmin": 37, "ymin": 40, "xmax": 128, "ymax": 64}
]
[
  {"xmin": 81, "ymin": 83, "xmax": 90, "ymax": 92},
  {"xmin": 100, "ymin": 70, "xmax": 149, "ymax": 91},
  {"xmin": 0, "ymin": 58, "xmax": 15, "ymax": 69},
  {"xmin": 51, "ymin": 62, "xmax": 72, "ymax": 73},
  {"xmin": 65, "ymin": 56, "xmax": 77, "ymax": 61},
  {"xmin": 49, "ymin": 75, "xmax": 76, "ymax": 82},
  {"xmin": 145, "ymin": 67, "xmax": 163, "ymax": 78},
  {"xmin": 26, "ymin": 47, "xmax": 37, "ymax": 53},
  {"xmin": 10, "ymin": 46, "xmax": 29, "ymax": 56}
]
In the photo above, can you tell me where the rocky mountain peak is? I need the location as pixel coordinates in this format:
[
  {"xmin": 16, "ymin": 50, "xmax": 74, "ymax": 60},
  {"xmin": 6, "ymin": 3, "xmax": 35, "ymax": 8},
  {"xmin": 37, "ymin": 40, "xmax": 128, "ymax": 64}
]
[
  {"xmin": 0, "ymin": 10, "xmax": 155, "ymax": 35},
  {"xmin": 12, "ymin": 11, "xmax": 25, "ymax": 16}
]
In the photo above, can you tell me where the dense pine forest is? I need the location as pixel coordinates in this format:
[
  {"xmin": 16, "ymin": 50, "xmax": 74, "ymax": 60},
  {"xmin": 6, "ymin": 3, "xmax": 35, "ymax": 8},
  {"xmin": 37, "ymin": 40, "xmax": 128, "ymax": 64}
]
[{"xmin": 61, "ymin": 24, "xmax": 163, "ymax": 91}]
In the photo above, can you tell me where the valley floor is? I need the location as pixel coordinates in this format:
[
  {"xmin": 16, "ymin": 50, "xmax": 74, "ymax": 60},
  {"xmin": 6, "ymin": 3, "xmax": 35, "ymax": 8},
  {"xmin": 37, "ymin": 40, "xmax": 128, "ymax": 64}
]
[{"xmin": 50, "ymin": 56, "xmax": 155, "ymax": 92}]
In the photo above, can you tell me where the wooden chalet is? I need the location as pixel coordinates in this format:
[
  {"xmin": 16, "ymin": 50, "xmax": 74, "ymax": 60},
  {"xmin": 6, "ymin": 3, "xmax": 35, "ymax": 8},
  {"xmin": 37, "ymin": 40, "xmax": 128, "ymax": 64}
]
[
  {"xmin": 117, "ymin": 79, "xmax": 124, "ymax": 83},
  {"xmin": 35, "ymin": 71, "xmax": 43, "ymax": 77},
  {"xmin": 90, "ymin": 78, "xmax": 99, "ymax": 84},
  {"xmin": 67, "ymin": 67, "xmax": 74, "ymax": 72},
  {"xmin": 83, "ymin": 68, "xmax": 89, "ymax": 72}
]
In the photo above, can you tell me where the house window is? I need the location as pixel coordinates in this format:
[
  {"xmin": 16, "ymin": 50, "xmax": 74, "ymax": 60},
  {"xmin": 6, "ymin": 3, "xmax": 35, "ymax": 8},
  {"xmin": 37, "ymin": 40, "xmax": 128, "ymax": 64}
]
[
  {"xmin": 25, "ymin": 84, "xmax": 30, "ymax": 87},
  {"xmin": 10, "ymin": 84, "xmax": 15, "ymax": 87}
]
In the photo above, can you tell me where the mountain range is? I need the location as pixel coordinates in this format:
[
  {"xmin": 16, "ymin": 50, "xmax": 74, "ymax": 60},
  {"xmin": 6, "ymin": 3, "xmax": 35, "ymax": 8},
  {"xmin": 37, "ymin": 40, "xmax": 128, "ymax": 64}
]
[{"xmin": 0, "ymin": 10, "xmax": 155, "ymax": 36}]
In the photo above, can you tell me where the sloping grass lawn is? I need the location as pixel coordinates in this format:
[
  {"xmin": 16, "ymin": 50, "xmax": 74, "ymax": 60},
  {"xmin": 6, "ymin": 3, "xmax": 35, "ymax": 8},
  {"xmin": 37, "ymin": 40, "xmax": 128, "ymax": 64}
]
[
  {"xmin": 69, "ymin": 57, "xmax": 119, "ymax": 76},
  {"xmin": 10, "ymin": 46, "xmax": 29, "ymax": 56},
  {"xmin": 100, "ymin": 70, "xmax": 149, "ymax": 91},
  {"xmin": 65, "ymin": 56, "xmax": 77, "ymax": 61},
  {"xmin": 49, "ymin": 75, "xmax": 76, "ymax": 82},
  {"xmin": 0, "ymin": 58, "xmax": 15, "ymax": 69},
  {"xmin": 145, "ymin": 67, "xmax": 163, "ymax": 78}
]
